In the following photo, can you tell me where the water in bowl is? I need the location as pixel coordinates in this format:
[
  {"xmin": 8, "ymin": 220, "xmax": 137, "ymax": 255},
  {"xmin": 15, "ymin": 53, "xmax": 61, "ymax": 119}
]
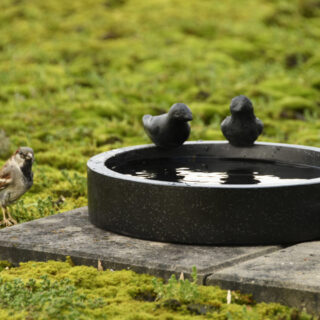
[{"xmin": 111, "ymin": 157, "xmax": 320, "ymax": 185}]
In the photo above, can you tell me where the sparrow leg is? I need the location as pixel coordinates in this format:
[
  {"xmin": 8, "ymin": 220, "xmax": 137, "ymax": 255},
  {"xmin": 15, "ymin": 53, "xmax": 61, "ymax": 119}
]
[
  {"xmin": 6, "ymin": 208, "xmax": 17, "ymax": 225},
  {"xmin": 0, "ymin": 206, "xmax": 13, "ymax": 227},
  {"xmin": 0, "ymin": 206, "xmax": 4, "ymax": 225}
]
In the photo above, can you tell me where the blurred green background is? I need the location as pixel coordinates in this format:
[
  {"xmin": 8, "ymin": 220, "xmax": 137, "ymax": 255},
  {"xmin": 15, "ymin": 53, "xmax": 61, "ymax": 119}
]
[{"xmin": 0, "ymin": 0, "xmax": 319, "ymax": 222}]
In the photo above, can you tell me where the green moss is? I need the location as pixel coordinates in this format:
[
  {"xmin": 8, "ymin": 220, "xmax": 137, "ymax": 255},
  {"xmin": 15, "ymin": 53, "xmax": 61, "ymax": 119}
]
[
  {"xmin": 298, "ymin": 0, "xmax": 320, "ymax": 17},
  {"xmin": 213, "ymin": 39, "xmax": 258, "ymax": 61},
  {"xmin": 0, "ymin": 261, "xmax": 314, "ymax": 319},
  {"xmin": 0, "ymin": 0, "xmax": 317, "ymax": 223},
  {"xmin": 276, "ymin": 96, "xmax": 317, "ymax": 120},
  {"xmin": 0, "ymin": 2, "xmax": 318, "ymax": 315},
  {"xmin": 0, "ymin": 261, "xmax": 12, "ymax": 272},
  {"xmin": 0, "ymin": 0, "xmax": 317, "ymax": 224}
]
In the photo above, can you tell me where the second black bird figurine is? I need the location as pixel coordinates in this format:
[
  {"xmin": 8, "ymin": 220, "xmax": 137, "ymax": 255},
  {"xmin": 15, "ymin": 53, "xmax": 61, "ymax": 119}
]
[
  {"xmin": 143, "ymin": 103, "xmax": 193, "ymax": 148},
  {"xmin": 221, "ymin": 95, "xmax": 263, "ymax": 147}
]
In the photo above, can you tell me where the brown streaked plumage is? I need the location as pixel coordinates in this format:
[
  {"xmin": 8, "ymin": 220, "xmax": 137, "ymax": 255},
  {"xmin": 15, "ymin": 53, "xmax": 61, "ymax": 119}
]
[{"xmin": 0, "ymin": 147, "xmax": 34, "ymax": 226}]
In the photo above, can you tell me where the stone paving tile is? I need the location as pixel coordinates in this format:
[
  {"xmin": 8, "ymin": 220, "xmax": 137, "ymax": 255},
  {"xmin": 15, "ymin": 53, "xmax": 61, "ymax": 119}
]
[
  {"xmin": 207, "ymin": 242, "xmax": 320, "ymax": 313},
  {"xmin": 0, "ymin": 207, "xmax": 279, "ymax": 281}
]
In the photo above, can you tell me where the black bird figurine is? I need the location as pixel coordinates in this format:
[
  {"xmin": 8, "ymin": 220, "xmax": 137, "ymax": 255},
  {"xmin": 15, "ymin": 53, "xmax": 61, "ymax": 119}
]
[
  {"xmin": 221, "ymin": 95, "xmax": 263, "ymax": 147},
  {"xmin": 143, "ymin": 103, "xmax": 193, "ymax": 148}
]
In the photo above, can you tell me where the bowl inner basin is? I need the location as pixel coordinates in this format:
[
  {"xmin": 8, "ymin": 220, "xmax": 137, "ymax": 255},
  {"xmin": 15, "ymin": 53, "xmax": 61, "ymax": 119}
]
[
  {"xmin": 102, "ymin": 141, "xmax": 320, "ymax": 187},
  {"xmin": 111, "ymin": 157, "xmax": 320, "ymax": 185}
]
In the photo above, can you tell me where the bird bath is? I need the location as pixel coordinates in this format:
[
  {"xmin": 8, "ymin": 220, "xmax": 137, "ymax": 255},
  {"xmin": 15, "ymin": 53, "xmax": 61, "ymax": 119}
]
[{"xmin": 87, "ymin": 141, "xmax": 320, "ymax": 245}]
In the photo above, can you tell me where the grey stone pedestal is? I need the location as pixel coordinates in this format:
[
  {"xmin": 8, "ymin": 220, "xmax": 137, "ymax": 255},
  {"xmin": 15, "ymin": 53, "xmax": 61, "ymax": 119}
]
[{"xmin": 0, "ymin": 207, "xmax": 319, "ymax": 313}]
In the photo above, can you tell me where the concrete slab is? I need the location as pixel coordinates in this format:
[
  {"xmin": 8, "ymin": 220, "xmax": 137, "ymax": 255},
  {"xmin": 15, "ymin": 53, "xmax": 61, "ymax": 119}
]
[
  {"xmin": 0, "ymin": 207, "xmax": 279, "ymax": 282},
  {"xmin": 207, "ymin": 242, "xmax": 320, "ymax": 313}
]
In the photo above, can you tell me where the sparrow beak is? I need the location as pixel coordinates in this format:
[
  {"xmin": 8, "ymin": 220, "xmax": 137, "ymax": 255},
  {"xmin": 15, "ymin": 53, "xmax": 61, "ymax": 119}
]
[{"xmin": 26, "ymin": 152, "xmax": 33, "ymax": 161}]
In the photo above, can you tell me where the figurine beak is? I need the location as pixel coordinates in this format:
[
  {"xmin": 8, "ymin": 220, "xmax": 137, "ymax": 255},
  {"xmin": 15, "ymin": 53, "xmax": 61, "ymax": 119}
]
[
  {"xmin": 232, "ymin": 103, "xmax": 252, "ymax": 113},
  {"xmin": 232, "ymin": 104, "xmax": 242, "ymax": 112},
  {"xmin": 184, "ymin": 113, "xmax": 193, "ymax": 121}
]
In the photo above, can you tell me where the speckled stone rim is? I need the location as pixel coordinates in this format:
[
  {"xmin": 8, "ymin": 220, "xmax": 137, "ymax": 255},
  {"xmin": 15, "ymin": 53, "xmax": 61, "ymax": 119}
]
[
  {"xmin": 87, "ymin": 141, "xmax": 320, "ymax": 245},
  {"xmin": 88, "ymin": 141, "xmax": 320, "ymax": 189}
]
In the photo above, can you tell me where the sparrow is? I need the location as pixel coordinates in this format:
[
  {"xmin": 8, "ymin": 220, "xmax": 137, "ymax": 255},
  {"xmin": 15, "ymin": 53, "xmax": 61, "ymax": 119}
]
[
  {"xmin": 142, "ymin": 103, "xmax": 193, "ymax": 148},
  {"xmin": 0, "ymin": 147, "xmax": 34, "ymax": 226},
  {"xmin": 221, "ymin": 95, "xmax": 263, "ymax": 147}
]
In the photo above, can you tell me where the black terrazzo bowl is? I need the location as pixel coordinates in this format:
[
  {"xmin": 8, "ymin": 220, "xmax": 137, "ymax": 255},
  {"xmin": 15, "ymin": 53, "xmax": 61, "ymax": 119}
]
[{"xmin": 87, "ymin": 141, "xmax": 320, "ymax": 245}]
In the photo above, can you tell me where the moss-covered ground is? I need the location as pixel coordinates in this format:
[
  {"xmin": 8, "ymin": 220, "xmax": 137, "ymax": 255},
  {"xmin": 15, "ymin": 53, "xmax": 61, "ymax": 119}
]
[
  {"xmin": 0, "ymin": 260, "xmax": 315, "ymax": 319},
  {"xmin": 0, "ymin": 0, "xmax": 320, "ymax": 318},
  {"xmin": 0, "ymin": 0, "xmax": 319, "ymax": 220}
]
